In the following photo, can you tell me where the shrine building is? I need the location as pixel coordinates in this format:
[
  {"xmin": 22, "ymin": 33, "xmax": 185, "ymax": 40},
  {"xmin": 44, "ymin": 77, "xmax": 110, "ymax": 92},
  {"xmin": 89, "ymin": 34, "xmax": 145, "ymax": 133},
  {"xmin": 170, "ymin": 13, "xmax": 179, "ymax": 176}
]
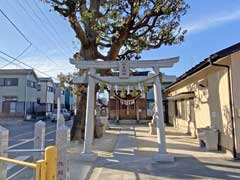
[{"xmin": 108, "ymin": 71, "xmax": 176, "ymax": 121}]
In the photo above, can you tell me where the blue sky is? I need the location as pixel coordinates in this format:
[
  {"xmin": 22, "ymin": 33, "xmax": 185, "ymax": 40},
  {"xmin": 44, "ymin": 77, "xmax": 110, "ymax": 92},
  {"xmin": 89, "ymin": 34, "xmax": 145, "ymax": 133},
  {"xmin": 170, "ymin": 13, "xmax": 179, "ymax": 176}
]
[{"xmin": 0, "ymin": 0, "xmax": 240, "ymax": 79}]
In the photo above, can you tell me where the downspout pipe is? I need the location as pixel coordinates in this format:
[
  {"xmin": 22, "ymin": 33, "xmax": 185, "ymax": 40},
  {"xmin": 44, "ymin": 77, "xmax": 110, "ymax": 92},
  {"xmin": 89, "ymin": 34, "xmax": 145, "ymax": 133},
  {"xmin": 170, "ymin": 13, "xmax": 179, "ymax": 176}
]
[{"xmin": 209, "ymin": 56, "xmax": 237, "ymax": 159}]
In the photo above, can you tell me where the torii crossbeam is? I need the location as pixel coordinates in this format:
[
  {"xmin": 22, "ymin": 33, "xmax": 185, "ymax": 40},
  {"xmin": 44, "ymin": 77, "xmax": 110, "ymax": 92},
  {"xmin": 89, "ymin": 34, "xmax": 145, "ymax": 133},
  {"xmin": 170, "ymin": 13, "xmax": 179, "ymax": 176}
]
[{"xmin": 70, "ymin": 57, "xmax": 179, "ymax": 162}]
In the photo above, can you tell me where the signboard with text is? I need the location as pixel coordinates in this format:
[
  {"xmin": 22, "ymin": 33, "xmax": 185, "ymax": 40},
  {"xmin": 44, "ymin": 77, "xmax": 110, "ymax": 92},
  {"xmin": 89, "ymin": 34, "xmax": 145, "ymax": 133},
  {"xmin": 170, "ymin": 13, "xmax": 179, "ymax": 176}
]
[{"xmin": 119, "ymin": 60, "xmax": 129, "ymax": 79}]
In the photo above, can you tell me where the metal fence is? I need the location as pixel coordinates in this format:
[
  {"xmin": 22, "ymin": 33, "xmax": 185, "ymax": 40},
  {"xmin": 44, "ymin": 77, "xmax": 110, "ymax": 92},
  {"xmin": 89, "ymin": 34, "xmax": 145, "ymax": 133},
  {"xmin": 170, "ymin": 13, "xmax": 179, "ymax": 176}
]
[{"xmin": 0, "ymin": 117, "xmax": 70, "ymax": 180}]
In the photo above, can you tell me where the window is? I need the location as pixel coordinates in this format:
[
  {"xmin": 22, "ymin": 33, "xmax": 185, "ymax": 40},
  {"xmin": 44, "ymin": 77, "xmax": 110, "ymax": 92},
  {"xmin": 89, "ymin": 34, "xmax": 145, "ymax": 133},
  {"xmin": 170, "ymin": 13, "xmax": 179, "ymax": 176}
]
[
  {"xmin": 0, "ymin": 78, "xmax": 4, "ymax": 86},
  {"xmin": 10, "ymin": 102, "xmax": 16, "ymax": 113},
  {"xmin": 5, "ymin": 78, "xmax": 18, "ymax": 86},
  {"xmin": 37, "ymin": 84, "xmax": 41, "ymax": 91},
  {"xmin": 27, "ymin": 80, "xmax": 36, "ymax": 88},
  {"xmin": 175, "ymin": 100, "xmax": 188, "ymax": 120},
  {"xmin": 47, "ymin": 86, "xmax": 54, "ymax": 92},
  {"xmin": 37, "ymin": 98, "xmax": 41, "ymax": 104},
  {"xmin": 0, "ymin": 78, "xmax": 18, "ymax": 86},
  {"xmin": 175, "ymin": 100, "xmax": 182, "ymax": 118}
]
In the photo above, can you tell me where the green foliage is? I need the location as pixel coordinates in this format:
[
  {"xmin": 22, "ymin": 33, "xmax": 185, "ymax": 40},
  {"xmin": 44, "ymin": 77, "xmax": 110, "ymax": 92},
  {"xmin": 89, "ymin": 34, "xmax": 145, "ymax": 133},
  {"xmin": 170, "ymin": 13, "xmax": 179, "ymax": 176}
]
[
  {"xmin": 99, "ymin": 81, "xmax": 106, "ymax": 93},
  {"xmin": 143, "ymin": 83, "xmax": 148, "ymax": 93},
  {"xmin": 43, "ymin": 0, "xmax": 189, "ymax": 60}
]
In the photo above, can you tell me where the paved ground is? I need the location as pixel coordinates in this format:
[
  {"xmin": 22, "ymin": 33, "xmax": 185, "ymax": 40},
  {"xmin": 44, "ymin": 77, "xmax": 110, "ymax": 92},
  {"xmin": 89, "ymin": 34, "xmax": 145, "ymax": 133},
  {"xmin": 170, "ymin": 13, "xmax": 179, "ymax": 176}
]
[
  {"xmin": 86, "ymin": 123, "xmax": 240, "ymax": 180},
  {"xmin": 68, "ymin": 125, "xmax": 120, "ymax": 180},
  {"xmin": 0, "ymin": 118, "xmax": 72, "ymax": 179},
  {"xmin": 2, "ymin": 120, "xmax": 240, "ymax": 180}
]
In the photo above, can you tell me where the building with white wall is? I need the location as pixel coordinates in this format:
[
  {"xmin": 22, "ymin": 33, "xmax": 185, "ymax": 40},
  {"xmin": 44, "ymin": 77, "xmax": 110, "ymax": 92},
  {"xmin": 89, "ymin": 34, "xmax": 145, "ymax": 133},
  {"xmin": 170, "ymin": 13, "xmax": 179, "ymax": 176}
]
[
  {"xmin": 0, "ymin": 69, "xmax": 38, "ymax": 118},
  {"xmin": 165, "ymin": 43, "xmax": 240, "ymax": 158},
  {"xmin": 36, "ymin": 77, "xmax": 55, "ymax": 115}
]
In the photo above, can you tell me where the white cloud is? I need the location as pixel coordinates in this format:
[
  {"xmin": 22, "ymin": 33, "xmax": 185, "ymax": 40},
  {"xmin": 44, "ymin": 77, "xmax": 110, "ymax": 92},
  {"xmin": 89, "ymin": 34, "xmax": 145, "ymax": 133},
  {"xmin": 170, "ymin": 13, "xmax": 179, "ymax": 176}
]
[{"xmin": 183, "ymin": 9, "xmax": 240, "ymax": 34}]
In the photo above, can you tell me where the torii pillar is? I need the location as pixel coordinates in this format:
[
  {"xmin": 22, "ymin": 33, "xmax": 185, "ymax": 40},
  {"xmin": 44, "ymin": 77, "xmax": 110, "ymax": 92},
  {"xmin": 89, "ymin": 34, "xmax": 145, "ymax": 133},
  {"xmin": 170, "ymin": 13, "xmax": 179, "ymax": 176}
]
[
  {"xmin": 80, "ymin": 68, "xmax": 97, "ymax": 161},
  {"xmin": 152, "ymin": 67, "xmax": 174, "ymax": 162}
]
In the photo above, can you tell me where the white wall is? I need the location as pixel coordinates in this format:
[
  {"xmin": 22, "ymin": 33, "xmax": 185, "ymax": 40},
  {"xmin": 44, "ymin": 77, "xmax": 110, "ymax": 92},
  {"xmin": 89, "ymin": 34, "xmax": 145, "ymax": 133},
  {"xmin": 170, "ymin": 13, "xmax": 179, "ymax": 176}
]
[
  {"xmin": 25, "ymin": 74, "xmax": 38, "ymax": 102},
  {"xmin": 37, "ymin": 81, "xmax": 54, "ymax": 104},
  {"xmin": 54, "ymin": 86, "xmax": 65, "ymax": 105},
  {"xmin": 0, "ymin": 74, "xmax": 26, "ymax": 101},
  {"xmin": 46, "ymin": 81, "xmax": 54, "ymax": 104},
  {"xmin": 0, "ymin": 73, "xmax": 37, "ymax": 102},
  {"xmin": 231, "ymin": 52, "xmax": 240, "ymax": 155},
  {"xmin": 37, "ymin": 82, "xmax": 47, "ymax": 103}
]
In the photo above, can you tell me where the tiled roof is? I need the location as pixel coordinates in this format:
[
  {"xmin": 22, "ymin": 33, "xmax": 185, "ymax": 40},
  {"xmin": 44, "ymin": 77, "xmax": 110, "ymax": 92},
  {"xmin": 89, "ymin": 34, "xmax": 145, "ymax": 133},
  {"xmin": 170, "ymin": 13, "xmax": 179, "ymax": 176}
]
[{"xmin": 166, "ymin": 42, "xmax": 240, "ymax": 90}]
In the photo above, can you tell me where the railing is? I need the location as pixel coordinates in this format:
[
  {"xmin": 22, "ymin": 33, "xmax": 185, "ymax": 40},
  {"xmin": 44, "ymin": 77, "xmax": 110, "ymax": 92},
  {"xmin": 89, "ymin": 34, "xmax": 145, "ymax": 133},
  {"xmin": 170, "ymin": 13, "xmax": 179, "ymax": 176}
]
[
  {"xmin": 0, "ymin": 115, "xmax": 70, "ymax": 180},
  {"xmin": 0, "ymin": 146, "xmax": 57, "ymax": 180}
]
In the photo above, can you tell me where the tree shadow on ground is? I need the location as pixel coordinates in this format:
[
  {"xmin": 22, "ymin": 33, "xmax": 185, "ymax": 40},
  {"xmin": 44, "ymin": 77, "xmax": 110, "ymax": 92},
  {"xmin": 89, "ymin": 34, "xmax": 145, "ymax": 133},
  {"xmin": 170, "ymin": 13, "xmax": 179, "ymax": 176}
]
[{"xmin": 88, "ymin": 125, "xmax": 240, "ymax": 180}]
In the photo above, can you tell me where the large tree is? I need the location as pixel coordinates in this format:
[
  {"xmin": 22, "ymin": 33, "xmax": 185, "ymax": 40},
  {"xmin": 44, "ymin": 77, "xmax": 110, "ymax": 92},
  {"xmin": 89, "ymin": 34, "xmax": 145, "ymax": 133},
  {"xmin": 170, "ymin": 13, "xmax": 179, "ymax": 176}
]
[{"xmin": 43, "ymin": 0, "xmax": 189, "ymax": 140}]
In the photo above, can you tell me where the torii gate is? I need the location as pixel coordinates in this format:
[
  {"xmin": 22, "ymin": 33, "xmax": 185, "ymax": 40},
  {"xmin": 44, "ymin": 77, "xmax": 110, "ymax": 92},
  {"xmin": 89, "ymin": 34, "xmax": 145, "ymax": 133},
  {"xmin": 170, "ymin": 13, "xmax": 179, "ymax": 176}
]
[{"xmin": 70, "ymin": 57, "xmax": 179, "ymax": 162}]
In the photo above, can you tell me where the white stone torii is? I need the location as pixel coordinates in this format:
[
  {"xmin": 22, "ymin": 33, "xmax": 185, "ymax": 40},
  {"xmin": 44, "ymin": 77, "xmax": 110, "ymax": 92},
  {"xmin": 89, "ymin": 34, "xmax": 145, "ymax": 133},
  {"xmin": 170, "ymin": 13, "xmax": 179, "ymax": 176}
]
[{"xmin": 70, "ymin": 57, "xmax": 179, "ymax": 162}]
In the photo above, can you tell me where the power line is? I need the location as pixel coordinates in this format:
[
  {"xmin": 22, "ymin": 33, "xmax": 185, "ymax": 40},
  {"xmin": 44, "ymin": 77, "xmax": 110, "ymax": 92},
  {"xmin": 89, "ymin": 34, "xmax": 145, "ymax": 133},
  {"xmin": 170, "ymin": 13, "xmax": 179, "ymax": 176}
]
[
  {"xmin": 0, "ymin": 8, "xmax": 32, "ymax": 45},
  {"xmin": 0, "ymin": 43, "xmax": 32, "ymax": 69},
  {"xmin": 0, "ymin": 50, "xmax": 58, "ymax": 81},
  {"xmin": 0, "ymin": 1, "xmax": 68, "ymax": 74},
  {"xmin": 0, "ymin": 55, "xmax": 25, "ymax": 69},
  {"xmin": 5, "ymin": 0, "xmax": 58, "ymax": 65},
  {"xmin": 32, "ymin": 0, "xmax": 74, "ymax": 55},
  {"xmin": 0, "ymin": 7, "xmax": 33, "ymax": 67},
  {"xmin": 22, "ymin": 0, "xmax": 70, "ymax": 57}
]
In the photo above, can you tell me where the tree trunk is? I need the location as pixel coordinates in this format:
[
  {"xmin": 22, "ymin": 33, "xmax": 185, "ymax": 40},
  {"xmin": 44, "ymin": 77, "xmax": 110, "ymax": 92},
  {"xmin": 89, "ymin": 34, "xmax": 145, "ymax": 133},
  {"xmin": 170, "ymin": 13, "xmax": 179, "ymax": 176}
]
[
  {"xmin": 70, "ymin": 85, "xmax": 87, "ymax": 141},
  {"xmin": 70, "ymin": 46, "xmax": 98, "ymax": 141}
]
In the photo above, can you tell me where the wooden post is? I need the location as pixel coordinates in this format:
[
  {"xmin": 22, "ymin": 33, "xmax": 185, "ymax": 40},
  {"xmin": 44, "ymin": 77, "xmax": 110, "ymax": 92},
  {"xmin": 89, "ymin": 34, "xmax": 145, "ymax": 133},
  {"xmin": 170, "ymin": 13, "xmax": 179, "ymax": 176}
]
[
  {"xmin": 0, "ymin": 126, "xmax": 8, "ymax": 179},
  {"xmin": 136, "ymin": 99, "xmax": 140, "ymax": 123},
  {"xmin": 116, "ymin": 99, "xmax": 120, "ymax": 123},
  {"xmin": 34, "ymin": 121, "xmax": 46, "ymax": 161}
]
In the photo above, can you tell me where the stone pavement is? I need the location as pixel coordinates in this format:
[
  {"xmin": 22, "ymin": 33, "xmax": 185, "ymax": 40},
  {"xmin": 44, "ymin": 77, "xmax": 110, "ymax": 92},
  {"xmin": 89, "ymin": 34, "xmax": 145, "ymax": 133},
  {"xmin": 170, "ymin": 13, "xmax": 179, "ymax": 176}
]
[
  {"xmin": 9, "ymin": 123, "xmax": 240, "ymax": 180},
  {"xmin": 68, "ymin": 126, "xmax": 121, "ymax": 180},
  {"xmin": 85, "ymin": 124, "xmax": 240, "ymax": 180}
]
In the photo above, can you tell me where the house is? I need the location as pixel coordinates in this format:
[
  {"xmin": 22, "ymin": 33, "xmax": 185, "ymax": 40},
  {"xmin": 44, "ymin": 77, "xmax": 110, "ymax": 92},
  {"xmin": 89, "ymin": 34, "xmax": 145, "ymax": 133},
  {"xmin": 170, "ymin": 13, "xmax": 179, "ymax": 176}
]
[
  {"xmin": 36, "ymin": 77, "xmax": 55, "ymax": 115},
  {"xmin": 0, "ymin": 69, "xmax": 38, "ymax": 118},
  {"xmin": 54, "ymin": 83, "xmax": 65, "ymax": 109},
  {"xmin": 165, "ymin": 43, "xmax": 240, "ymax": 158}
]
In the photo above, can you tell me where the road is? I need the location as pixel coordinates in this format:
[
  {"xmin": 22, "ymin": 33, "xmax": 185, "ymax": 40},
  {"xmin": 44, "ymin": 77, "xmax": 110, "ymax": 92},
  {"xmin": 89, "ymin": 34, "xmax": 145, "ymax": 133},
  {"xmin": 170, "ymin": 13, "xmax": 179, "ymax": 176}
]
[{"xmin": 0, "ymin": 118, "xmax": 73, "ymax": 179}]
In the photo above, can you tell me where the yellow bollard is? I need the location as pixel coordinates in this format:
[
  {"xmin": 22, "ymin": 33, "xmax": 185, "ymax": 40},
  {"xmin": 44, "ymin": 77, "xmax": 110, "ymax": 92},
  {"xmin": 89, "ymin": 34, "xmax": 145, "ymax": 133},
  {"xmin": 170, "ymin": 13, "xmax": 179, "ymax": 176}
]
[
  {"xmin": 45, "ymin": 146, "xmax": 57, "ymax": 180},
  {"xmin": 40, "ymin": 160, "xmax": 47, "ymax": 180},
  {"xmin": 35, "ymin": 161, "xmax": 41, "ymax": 180},
  {"xmin": 35, "ymin": 160, "xmax": 46, "ymax": 180},
  {"xmin": 0, "ymin": 146, "xmax": 57, "ymax": 180}
]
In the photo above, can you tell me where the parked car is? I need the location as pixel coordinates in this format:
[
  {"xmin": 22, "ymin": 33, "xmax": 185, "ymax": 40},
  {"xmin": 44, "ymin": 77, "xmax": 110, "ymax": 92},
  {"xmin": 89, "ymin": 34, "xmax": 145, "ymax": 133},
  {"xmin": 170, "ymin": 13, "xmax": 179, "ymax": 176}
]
[{"xmin": 50, "ymin": 109, "xmax": 71, "ymax": 122}]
